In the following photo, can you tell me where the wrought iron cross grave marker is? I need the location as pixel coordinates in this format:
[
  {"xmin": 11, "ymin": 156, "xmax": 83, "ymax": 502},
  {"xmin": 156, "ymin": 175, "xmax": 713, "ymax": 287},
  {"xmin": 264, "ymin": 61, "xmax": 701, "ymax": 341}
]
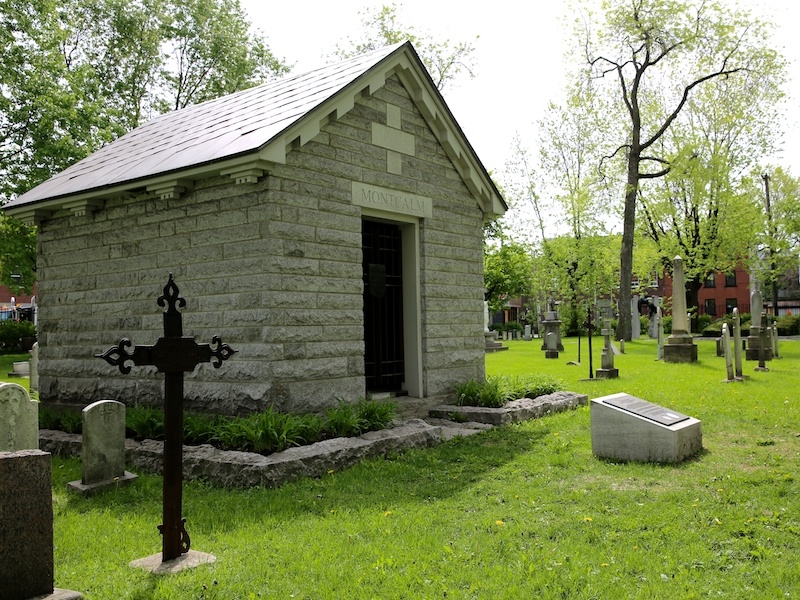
[{"xmin": 97, "ymin": 274, "xmax": 235, "ymax": 562}]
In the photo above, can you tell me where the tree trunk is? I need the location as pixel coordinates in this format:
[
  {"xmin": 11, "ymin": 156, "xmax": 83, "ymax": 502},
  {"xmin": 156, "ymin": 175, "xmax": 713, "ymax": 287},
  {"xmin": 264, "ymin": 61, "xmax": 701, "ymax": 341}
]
[
  {"xmin": 617, "ymin": 153, "xmax": 640, "ymax": 341},
  {"xmin": 686, "ymin": 277, "xmax": 702, "ymax": 333}
]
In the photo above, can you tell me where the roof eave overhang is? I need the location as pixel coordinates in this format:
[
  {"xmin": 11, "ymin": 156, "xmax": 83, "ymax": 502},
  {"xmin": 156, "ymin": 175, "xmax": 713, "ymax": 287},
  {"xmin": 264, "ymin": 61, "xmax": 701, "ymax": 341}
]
[{"xmin": 5, "ymin": 43, "xmax": 506, "ymax": 226}]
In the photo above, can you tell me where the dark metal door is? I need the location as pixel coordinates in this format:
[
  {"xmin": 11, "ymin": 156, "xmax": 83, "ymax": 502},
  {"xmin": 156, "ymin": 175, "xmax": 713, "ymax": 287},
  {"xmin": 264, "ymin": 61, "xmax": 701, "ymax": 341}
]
[{"xmin": 362, "ymin": 220, "xmax": 404, "ymax": 392}]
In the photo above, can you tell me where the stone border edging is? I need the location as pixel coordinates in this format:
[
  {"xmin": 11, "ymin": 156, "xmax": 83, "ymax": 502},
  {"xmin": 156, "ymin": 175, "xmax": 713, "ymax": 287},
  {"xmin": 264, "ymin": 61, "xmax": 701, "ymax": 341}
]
[
  {"xmin": 38, "ymin": 391, "xmax": 588, "ymax": 489},
  {"xmin": 428, "ymin": 391, "xmax": 588, "ymax": 426},
  {"xmin": 39, "ymin": 418, "xmax": 443, "ymax": 489}
]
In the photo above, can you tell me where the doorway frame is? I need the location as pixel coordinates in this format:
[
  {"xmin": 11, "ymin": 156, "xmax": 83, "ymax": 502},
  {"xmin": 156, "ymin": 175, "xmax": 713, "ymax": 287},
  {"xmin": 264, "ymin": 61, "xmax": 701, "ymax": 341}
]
[{"xmin": 361, "ymin": 209, "xmax": 423, "ymax": 398}]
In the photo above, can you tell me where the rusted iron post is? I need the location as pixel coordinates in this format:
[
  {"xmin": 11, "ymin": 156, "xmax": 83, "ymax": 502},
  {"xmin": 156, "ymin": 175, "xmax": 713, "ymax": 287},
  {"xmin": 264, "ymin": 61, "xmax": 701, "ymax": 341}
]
[{"xmin": 97, "ymin": 274, "xmax": 235, "ymax": 561}]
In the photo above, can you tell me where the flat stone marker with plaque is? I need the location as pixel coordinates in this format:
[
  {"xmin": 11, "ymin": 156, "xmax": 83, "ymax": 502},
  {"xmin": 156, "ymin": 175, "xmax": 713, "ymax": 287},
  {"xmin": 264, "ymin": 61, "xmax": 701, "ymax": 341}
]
[
  {"xmin": 68, "ymin": 400, "xmax": 137, "ymax": 495},
  {"xmin": 591, "ymin": 392, "xmax": 702, "ymax": 463}
]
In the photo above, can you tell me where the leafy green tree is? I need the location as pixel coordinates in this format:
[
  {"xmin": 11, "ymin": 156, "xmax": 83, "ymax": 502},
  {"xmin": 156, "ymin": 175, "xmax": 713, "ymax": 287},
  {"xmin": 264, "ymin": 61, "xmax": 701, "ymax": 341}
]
[
  {"xmin": 484, "ymin": 240, "xmax": 534, "ymax": 316},
  {"xmin": 0, "ymin": 0, "xmax": 290, "ymax": 205},
  {"xmin": 502, "ymin": 81, "xmax": 620, "ymax": 330},
  {"xmin": 159, "ymin": 0, "xmax": 290, "ymax": 111},
  {"xmin": 0, "ymin": 215, "xmax": 36, "ymax": 292},
  {"xmin": 638, "ymin": 67, "xmax": 778, "ymax": 328},
  {"xmin": 753, "ymin": 167, "xmax": 800, "ymax": 310},
  {"xmin": 574, "ymin": 0, "xmax": 785, "ymax": 339},
  {"xmin": 332, "ymin": 3, "xmax": 477, "ymax": 90}
]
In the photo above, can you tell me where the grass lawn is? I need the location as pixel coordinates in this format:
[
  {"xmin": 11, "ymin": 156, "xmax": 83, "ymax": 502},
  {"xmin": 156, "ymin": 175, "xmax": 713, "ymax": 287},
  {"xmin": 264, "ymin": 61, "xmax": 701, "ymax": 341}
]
[{"xmin": 26, "ymin": 339, "xmax": 800, "ymax": 597}]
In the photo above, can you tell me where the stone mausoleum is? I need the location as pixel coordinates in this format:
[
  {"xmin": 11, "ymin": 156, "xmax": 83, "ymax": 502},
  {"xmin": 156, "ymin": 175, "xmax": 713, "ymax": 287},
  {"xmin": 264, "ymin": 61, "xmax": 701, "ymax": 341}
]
[{"xmin": 4, "ymin": 43, "xmax": 506, "ymax": 415}]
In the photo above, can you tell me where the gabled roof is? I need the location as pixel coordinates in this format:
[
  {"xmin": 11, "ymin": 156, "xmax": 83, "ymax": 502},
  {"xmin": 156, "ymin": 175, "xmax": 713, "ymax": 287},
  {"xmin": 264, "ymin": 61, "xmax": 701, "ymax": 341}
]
[{"xmin": 4, "ymin": 42, "xmax": 505, "ymax": 224}]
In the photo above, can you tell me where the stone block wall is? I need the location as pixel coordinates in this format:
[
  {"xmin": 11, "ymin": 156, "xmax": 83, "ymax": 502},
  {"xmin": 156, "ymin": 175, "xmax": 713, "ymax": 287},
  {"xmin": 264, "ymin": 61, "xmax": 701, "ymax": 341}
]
[{"xmin": 36, "ymin": 74, "xmax": 486, "ymax": 414}]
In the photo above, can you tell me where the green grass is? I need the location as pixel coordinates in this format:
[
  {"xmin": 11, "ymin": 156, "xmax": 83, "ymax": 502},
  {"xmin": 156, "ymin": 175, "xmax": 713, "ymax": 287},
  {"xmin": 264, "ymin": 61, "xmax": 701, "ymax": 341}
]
[
  {"xmin": 40, "ymin": 338, "xmax": 800, "ymax": 597},
  {"xmin": 0, "ymin": 352, "xmax": 30, "ymax": 391}
]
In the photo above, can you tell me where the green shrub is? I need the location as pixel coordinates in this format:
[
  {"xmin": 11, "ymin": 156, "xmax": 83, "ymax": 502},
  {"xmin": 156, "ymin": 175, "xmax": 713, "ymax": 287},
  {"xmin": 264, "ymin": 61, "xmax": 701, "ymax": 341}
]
[
  {"xmin": 40, "ymin": 398, "xmax": 397, "ymax": 456},
  {"xmin": 0, "ymin": 320, "xmax": 36, "ymax": 354},
  {"xmin": 663, "ymin": 315, "xmax": 673, "ymax": 334},
  {"xmin": 355, "ymin": 397, "xmax": 397, "ymax": 433},
  {"xmin": 323, "ymin": 403, "xmax": 363, "ymax": 438},
  {"xmin": 776, "ymin": 315, "xmax": 800, "ymax": 335},
  {"xmin": 183, "ymin": 412, "xmax": 222, "ymax": 445},
  {"xmin": 38, "ymin": 406, "xmax": 82, "ymax": 434},
  {"xmin": 455, "ymin": 374, "xmax": 564, "ymax": 408},
  {"xmin": 125, "ymin": 406, "xmax": 164, "ymax": 440},
  {"xmin": 701, "ymin": 319, "xmax": 725, "ymax": 337},
  {"xmin": 696, "ymin": 314, "xmax": 712, "ymax": 333}
]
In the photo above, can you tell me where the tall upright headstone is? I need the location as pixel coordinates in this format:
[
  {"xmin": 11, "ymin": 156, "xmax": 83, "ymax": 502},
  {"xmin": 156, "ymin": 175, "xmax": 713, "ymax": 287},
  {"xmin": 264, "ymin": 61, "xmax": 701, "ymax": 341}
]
[
  {"xmin": 721, "ymin": 324, "xmax": 736, "ymax": 382},
  {"xmin": 732, "ymin": 308, "xmax": 743, "ymax": 379},
  {"xmin": 540, "ymin": 297, "xmax": 563, "ymax": 352},
  {"xmin": 0, "ymin": 450, "xmax": 83, "ymax": 600},
  {"xmin": 29, "ymin": 342, "xmax": 39, "ymax": 392},
  {"xmin": 596, "ymin": 318, "xmax": 619, "ymax": 379},
  {"xmin": 656, "ymin": 306, "xmax": 665, "ymax": 360},
  {"xmin": 746, "ymin": 290, "xmax": 772, "ymax": 361},
  {"xmin": 663, "ymin": 256, "xmax": 698, "ymax": 363},
  {"xmin": 0, "ymin": 383, "xmax": 39, "ymax": 452},
  {"xmin": 68, "ymin": 400, "xmax": 137, "ymax": 495},
  {"xmin": 631, "ymin": 295, "xmax": 641, "ymax": 339}
]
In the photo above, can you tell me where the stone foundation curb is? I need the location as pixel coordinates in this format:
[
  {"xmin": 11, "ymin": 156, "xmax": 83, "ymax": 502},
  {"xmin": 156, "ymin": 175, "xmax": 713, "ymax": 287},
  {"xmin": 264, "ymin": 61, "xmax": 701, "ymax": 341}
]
[
  {"xmin": 39, "ymin": 419, "xmax": 443, "ymax": 489},
  {"xmin": 39, "ymin": 392, "xmax": 588, "ymax": 489},
  {"xmin": 428, "ymin": 391, "xmax": 589, "ymax": 426}
]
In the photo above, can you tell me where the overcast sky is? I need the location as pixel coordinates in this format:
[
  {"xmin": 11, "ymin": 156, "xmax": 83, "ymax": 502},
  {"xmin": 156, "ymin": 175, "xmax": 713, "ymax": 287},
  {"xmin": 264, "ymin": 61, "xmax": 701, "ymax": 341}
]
[{"xmin": 239, "ymin": 0, "xmax": 800, "ymax": 179}]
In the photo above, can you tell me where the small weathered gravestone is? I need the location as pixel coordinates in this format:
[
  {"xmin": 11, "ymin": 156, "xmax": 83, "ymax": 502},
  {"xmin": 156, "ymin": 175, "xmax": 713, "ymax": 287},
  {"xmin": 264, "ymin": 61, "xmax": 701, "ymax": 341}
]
[
  {"xmin": 656, "ymin": 306, "xmax": 665, "ymax": 360},
  {"xmin": 591, "ymin": 392, "xmax": 702, "ymax": 463},
  {"xmin": 541, "ymin": 298, "xmax": 564, "ymax": 358},
  {"xmin": 523, "ymin": 324, "xmax": 532, "ymax": 341},
  {"xmin": 732, "ymin": 308, "xmax": 743, "ymax": 379},
  {"xmin": 544, "ymin": 332, "xmax": 559, "ymax": 359},
  {"xmin": 68, "ymin": 400, "xmax": 137, "ymax": 495},
  {"xmin": 772, "ymin": 325, "xmax": 779, "ymax": 359},
  {"xmin": 721, "ymin": 324, "xmax": 736, "ymax": 382},
  {"xmin": 29, "ymin": 342, "xmax": 39, "ymax": 392},
  {"xmin": 755, "ymin": 311, "xmax": 770, "ymax": 372},
  {"xmin": 0, "ymin": 450, "xmax": 83, "ymax": 600},
  {"xmin": 0, "ymin": 383, "xmax": 39, "ymax": 452},
  {"xmin": 663, "ymin": 256, "xmax": 697, "ymax": 363},
  {"xmin": 596, "ymin": 318, "xmax": 619, "ymax": 379}
]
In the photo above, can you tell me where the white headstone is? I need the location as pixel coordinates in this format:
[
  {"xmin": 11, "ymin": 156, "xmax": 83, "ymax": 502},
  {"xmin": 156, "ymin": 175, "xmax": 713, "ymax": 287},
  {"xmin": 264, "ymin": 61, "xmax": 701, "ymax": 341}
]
[
  {"xmin": 722, "ymin": 324, "xmax": 735, "ymax": 381},
  {"xmin": 671, "ymin": 256, "xmax": 689, "ymax": 335},
  {"xmin": 68, "ymin": 400, "xmax": 137, "ymax": 494},
  {"xmin": 0, "ymin": 383, "xmax": 39, "ymax": 451},
  {"xmin": 631, "ymin": 295, "xmax": 641, "ymax": 339},
  {"xmin": 733, "ymin": 308, "xmax": 743, "ymax": 378},
  {"xmin": 751, "ymin": 290, "xmax": 763, "ymax": 321},
  {"xmin": 29, "ymin": 342, "xmax": 39, "ymax": 392}
]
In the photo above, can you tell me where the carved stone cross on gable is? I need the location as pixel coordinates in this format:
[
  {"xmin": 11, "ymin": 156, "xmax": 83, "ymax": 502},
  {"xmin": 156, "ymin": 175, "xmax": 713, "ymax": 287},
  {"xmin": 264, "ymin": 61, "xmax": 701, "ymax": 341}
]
[{"xmin": 97, "ymin": 274, "xmax": 235, "ymax": 562}]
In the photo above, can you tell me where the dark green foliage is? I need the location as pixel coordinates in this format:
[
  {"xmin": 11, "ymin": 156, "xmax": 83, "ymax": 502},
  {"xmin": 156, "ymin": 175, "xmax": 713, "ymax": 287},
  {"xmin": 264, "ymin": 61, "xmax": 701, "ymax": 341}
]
[
  {"xmin": 776, "ymin": 315, "xmax": 800, "ymax": 335},
  {"xmin": 183, "ymin": 412, "xmax": 223, "ymax": 445},
  {"xmin": 354, "ymin": 397, "xmax": 398, "ymax": 433},
  {"xmin": 0, "ymin": 320, "xmax": 36, "ymax": 354},
  {"xmin": 38, "ymin": 406, "xmax": 82, "ymax": 434},
  {"xmin": 696, "ymin": 313, "xmax": 712, "ymax": 333},
  {"xmin": 41, "ymin": 399, "xmax": 397, "ymax": 456},
  {"xmin": 125, "ymin": 406, "xmax": 165, "ymax": 440},
  {"xmin": 455, "ymin": 374, "xmax": 564, "ymax": 408}
]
